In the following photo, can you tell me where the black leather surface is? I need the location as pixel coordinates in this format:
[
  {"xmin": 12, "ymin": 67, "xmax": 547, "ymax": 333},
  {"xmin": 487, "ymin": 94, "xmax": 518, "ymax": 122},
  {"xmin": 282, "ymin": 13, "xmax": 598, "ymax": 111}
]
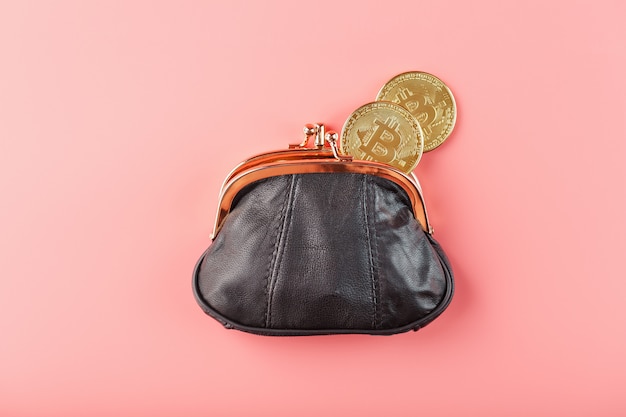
[{"xmin": 193, "ymin": 173, "xmax": 453, "ymax": 335}]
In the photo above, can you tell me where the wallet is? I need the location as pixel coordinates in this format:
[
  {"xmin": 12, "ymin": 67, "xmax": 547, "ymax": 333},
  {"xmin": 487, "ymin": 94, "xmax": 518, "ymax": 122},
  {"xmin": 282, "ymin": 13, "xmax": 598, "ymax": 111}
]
[{"xmin": 192, "ymin": 126, "xmax": 454, "ymax": 335}]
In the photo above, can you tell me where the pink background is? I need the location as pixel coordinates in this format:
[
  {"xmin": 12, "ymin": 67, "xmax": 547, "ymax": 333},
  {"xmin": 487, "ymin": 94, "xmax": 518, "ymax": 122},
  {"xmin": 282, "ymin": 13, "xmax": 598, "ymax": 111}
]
[{"xmin": 1, "ymin": 1, "xmax": 625, "ymax": 415}]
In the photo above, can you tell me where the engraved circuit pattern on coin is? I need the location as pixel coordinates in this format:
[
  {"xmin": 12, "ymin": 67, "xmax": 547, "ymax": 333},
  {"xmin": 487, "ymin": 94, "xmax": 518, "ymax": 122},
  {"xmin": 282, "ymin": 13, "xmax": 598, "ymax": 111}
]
[
  {"xmin": 340, "ymin": 101, "xmax": 424, "ymax": 173},
  {"xmin": 376, "ymin": 71, "xmax": 456, "ymax": 152}
]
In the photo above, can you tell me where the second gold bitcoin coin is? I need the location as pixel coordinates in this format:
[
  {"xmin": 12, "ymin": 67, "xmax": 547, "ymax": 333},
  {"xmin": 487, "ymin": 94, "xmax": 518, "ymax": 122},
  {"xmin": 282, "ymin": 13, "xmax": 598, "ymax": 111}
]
[
  {"xmin": 340, "ymin": 101, "xmax": 424, "ymax": 173},
  {"xmin": 376, "ymin": 71, "xmax": 456, "ymax": 152}
]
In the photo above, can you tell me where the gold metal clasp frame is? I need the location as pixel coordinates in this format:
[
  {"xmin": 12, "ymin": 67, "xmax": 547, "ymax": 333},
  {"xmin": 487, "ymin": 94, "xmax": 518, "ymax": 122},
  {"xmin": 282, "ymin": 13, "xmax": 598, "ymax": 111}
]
[{"xmin": 209, "ymin": 124, "xmax": 433, "ymax": 240}]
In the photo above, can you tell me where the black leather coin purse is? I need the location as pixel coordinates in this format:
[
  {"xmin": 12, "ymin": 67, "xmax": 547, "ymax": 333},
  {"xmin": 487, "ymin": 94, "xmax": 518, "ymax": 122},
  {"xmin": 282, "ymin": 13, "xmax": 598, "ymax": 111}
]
[{"xmin": 192, "ymin": 126, "xmax": 454, "ymax": 335}]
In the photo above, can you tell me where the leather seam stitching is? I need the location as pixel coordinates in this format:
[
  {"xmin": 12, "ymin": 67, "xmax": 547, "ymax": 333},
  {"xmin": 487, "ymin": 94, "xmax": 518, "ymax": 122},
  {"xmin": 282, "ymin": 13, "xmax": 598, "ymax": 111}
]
[
  {"xmin": 362, "ymin": 175, "xmax": 378, "ymax": 329},
  {"xmin": 266, "ymin": 174, "xmax": 297, "ymax": 328},
  {"xmin": 264, "ymin": 176, "xmax": 292, "ymax": 328},
  {"xmin": 369, "ymin": 177, "xmax": 381, "ymax": 329}
]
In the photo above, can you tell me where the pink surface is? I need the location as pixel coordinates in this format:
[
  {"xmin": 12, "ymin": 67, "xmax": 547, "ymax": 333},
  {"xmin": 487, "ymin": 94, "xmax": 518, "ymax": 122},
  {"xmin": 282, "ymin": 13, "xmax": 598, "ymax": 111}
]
[{"xmin": 1, "ymin": 1, "xmax": 625, "ymax": 415}]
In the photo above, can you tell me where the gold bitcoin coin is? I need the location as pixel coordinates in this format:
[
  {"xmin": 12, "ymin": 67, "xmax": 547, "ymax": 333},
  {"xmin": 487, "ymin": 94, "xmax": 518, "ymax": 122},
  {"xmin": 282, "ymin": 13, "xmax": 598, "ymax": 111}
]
[
  {"xmin": 340, "ymin": 101, "xmax": 424, "ymax": 173},
  {"xmin": 376, "ymin": 71, "xmax": 456, "ymax": 152}
]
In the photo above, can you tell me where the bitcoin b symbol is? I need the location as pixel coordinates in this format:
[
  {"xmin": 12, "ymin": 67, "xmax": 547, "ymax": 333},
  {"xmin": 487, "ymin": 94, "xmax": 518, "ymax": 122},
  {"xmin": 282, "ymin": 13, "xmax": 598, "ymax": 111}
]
[
  {"xmin": 359, "ymin": 118, "xmax": 401, "ymax": 164},
  {"xmin": 392, "ymin": 87, "xmax": 437, "ymax": 135}
]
